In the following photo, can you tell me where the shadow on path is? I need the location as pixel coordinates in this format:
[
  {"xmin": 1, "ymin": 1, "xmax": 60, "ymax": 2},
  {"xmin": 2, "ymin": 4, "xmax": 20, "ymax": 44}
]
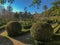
[
  {"xmin": 13, "ymin": 33, "xmax": 34, "ymax": 45},
  {"xmin": 0, "ymin": 35, "xmax": 14, "ymax": 45}
]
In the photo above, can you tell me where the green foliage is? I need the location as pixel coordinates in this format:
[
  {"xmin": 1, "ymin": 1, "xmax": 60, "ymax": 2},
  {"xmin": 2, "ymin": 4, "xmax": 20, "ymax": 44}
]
[
  {"xmin": 52, "ymin": 0, "xmax": 60, "ymax": 7},
  {"xmin": 14, "ymin": 12, "xmax": 19, "ymax": 18},
  {"xmin": 6, "ymin": 21, "xmax": 22, "ymax": 37},
  {"xmin": 0, "ymin": 0, "xmax": 14, "ymax": 4},
  {"xmin": 44, "ymin": 5, "xmax": 48, "ymax": 10},
  {"xmin": 7, "ymin": 5, "xmax": 13, "ymax": 12},
  {"xmin": 0, "ymin": 20, "xmax": 6, "ymax": 30},
  {"xmin": 0, "ymin": 0, "xmax": 6, "ymax": 4},
  {"xmin": 47, "ymin": 20, "xmax": 57, "ymax": 24},
  {"xmin": 33, "ymin": 0, "xmax": 41, "ymax": 4},
  {"xmin": 0, "ymin": 22, "xmax": 6, "ymax": 26},
  {"xmin": 23, "ymin": 24, "xmax": 32, "ymax": 29},
  {"xmin": 0, "ymin": 0, "xmax": 41, "ymax": 9},
  {"xmin": 21, "ymin": 21, "xmax": 32, "ymax": 29},
  {"xmin": 29, "ymin": 0, "xmax": 41, "ymax": 8},
  {"xmin": 30, "ymin": 22, "xmax": 53, "ymax": 42},
  {"xmin": 58, "ymin": 21, "xmax": 60, "ymax": 24},
  {"xmin": 47, "ymin": 20, "xmax": 53, "ymax": 24}
]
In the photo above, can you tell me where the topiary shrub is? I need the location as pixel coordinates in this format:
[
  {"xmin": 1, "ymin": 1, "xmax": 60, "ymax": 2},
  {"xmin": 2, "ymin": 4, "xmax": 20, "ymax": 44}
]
[
  {"xmin": 30, "ymin": 22, "xmax": 53, "ymax": 42},
  {"xmin": 6, "ymin": 21, "xmax": 22, "ymax": 37}
]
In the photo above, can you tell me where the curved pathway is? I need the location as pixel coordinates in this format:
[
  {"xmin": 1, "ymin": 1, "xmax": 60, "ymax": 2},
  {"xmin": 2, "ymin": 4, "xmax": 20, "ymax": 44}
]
[{"xmin": 0, "ymin": 31, "xmax": 34, "ymax": 45}]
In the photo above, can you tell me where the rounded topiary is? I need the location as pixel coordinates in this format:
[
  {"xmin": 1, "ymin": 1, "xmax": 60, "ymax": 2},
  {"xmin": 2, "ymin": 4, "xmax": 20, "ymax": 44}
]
[
  {"xmin": 6, "ymin": 21, "xmax": 22, "ymax": 37},
  {"xmin": 30, "ymin": 22, "xmax": 53, "ymax": 42}
]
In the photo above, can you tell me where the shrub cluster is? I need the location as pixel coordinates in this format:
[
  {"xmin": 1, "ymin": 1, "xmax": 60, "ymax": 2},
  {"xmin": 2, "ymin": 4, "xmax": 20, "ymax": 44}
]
[{"xmin": 30, "ymin": 22, "xmax": 53, "ymax": 42}]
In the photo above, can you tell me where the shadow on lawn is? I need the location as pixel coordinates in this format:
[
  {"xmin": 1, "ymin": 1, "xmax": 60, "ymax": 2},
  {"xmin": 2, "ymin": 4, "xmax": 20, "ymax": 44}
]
[
  {"xmin": 13, "ymin": 33, "xmax": 34, "ymax": 45},
  {"xmin": 0, "ymin": 35, "xmax": 14, "ymax": 45}
]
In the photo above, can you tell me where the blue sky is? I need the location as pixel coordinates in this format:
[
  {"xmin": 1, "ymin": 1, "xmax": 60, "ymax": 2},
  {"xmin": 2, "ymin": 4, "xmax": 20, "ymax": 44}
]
[{"xmin": 3, "ymin": 0, "xmax": 55, "ymax": 14}]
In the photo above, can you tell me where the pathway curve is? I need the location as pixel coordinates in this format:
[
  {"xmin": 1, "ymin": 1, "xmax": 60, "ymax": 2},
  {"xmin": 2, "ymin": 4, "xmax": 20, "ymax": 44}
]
[{"xmin": 0, "ymin": 31, "xmax": 34, "ymax": 45}]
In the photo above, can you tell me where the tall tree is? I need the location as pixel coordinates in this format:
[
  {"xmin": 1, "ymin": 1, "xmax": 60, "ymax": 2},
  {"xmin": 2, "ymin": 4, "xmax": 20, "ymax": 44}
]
[
  {"xmin": 14, "ymin": 12, "xmax": 20, "ymax": 21},
  {"xmin": 43, "ymin": 5, "xmax": 48, "ymax": 16},
  {"xmin": 0, "ymin": 0, "xmax": 14, "ymax": 4},
  {"xmin": 19, "ymin": 12, "xmax": 23, "ymax": 20},
  {"xmin": 30, "ymin": 0, "xmax": 41, "ymax": 8},
  {"xmin": 7, "ymin": 5, "xmax": 13, "ymax": 12},
  {"xmin": 8, "ymin": 0, "xmax": 14, "ymax": 4},
  {"xmin": 0, "ymin": 0, "xmax": 41, "ymax": 8},
  {"xmin": 44, "ymin": 5, "xmax": 48, "ymax": 11},
  {"xmin": 0, "ymin": 0, "xmax": 6, "ymax": 4}
]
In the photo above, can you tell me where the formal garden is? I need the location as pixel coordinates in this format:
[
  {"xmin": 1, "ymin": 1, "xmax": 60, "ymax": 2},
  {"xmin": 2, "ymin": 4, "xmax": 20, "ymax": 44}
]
[{"xmin": 0, "ymin": 0, "xmax": 60, "ymax": 45}]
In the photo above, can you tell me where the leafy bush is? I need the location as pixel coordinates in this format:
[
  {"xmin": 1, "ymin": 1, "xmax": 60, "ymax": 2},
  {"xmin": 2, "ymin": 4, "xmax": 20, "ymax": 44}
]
[
  {"xmin": 6, "ymin": 21, "xmax": 22, "ymax": 37},
  {"xmin": 30, "ymin": 22, "xmax": 53, "ymax": 42}
]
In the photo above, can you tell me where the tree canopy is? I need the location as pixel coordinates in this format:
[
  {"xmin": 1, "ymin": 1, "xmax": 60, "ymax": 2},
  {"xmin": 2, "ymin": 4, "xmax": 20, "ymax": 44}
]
[{"xmin": 0, "ymin": 0, "xmax": 41, "ymax": 8}]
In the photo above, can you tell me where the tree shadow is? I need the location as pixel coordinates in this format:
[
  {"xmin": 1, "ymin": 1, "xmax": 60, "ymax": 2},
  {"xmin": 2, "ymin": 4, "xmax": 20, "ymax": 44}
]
[
  {"xmin": 0, "ymin": 35, "xmax": 14, "ymax": 45},
  {"xmin": 13, "ymin": 33, "xmax": 34, "ymax": 45}
]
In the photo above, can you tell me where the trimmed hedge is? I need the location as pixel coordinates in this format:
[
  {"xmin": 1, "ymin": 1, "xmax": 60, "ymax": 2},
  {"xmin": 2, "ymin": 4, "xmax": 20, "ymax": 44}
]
[
  {"xmin": 30, "ymin": 22, "xmax": 53, "ymax": 42},
  {"xmin": 6, "ymin": 21, "xmax": 22, "ymax": 37}
]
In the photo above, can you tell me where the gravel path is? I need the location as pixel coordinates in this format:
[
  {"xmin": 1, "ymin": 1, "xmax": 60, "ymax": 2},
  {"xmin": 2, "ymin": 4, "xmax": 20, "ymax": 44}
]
[{"xmin": 0, "ymin": 31, "xmax": 34, "ymax": 45}]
